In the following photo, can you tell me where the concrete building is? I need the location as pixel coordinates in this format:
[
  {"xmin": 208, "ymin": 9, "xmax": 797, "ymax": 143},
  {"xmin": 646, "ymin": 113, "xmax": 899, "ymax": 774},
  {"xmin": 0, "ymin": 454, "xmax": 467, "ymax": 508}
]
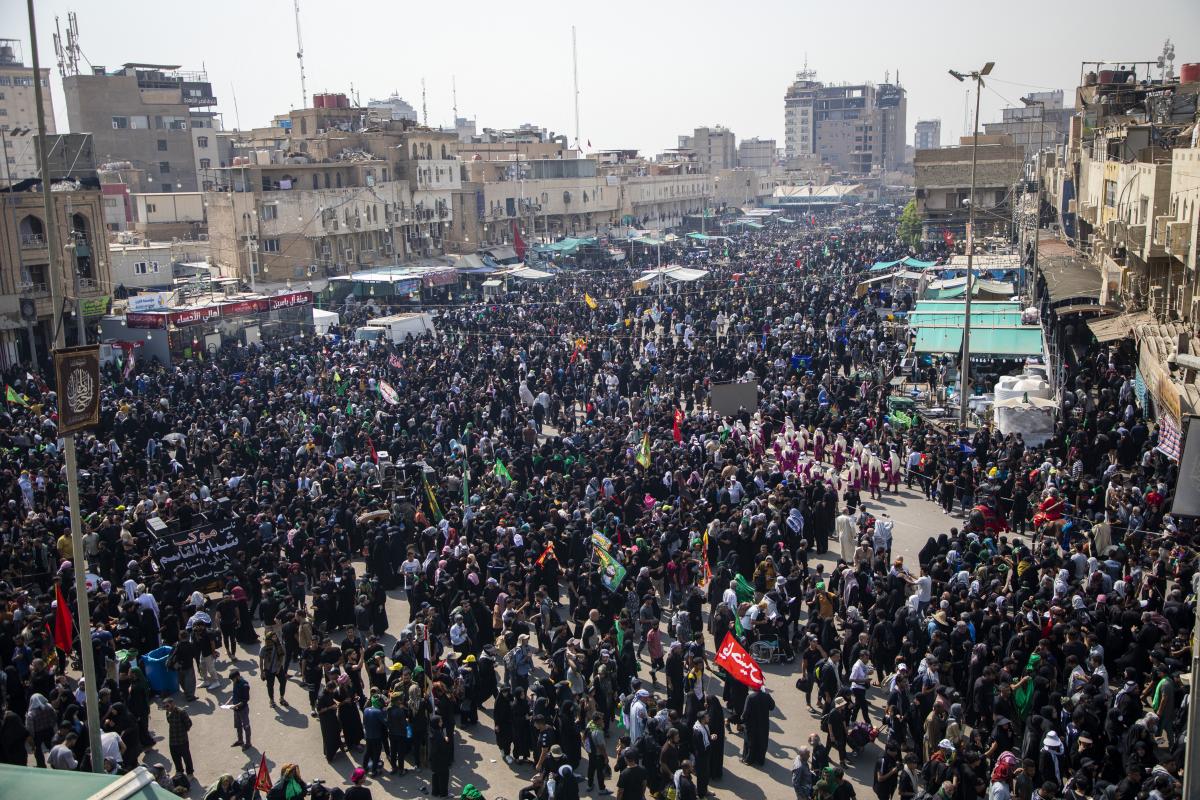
[
  {"xmin": 620, "ymin": 173, "xmax": 712, "ymax": 229},
  {"xmin": 783, "ymin": 69, "xmax": 820, "ymax": 161},
  {"xmin": 915, "ymin": 119, "xmax": 941, "ymax": 151},
  {"xmin": 0, "ymin": 38, "xmax": 55, "ymax": 185},
  {"xmin": 63, "ymin": 63, "xmax": 217, "ymax": 193},
  {"xmin": 914, "ymin": 135, "xmax": 1024, "ymax": 241},
  {"xmin": 191, "ymin": 110, "xmax": 222, "ymax": 191},
  {"xmin": 0, "ymin": 180, "xmax": 112, "ymax": 363},
  {"xmin": 690, "ymin": 126, "xmax": 736, "ymax": 174},
  {"xmin": 983, "ymin": 89, "xmax": 1071, "ymax": 161},
  {"xmin": 367, "ymin": 93, "xmax": 418, "ymax": 122},
  {"xmin": 784, "ymin": 69, "xmax": 907, "ymax": 175},
  {"xmin": 713, "ymin": 168, "xmax": 775, "ymax": 208},
  {"xmin": 206, "ymin": 105, "xmax": 460, "ymax": 282},
  {"xmin": 737, "ymin": 137, "xmax": 776, "ymax": 171},
  {"xmin": 131, "ymin": 192, "xmax": 206, "ymax": 240},
  {"xmin": 108, "ymin": 238, "xmax": 212, "ymax": 292}
]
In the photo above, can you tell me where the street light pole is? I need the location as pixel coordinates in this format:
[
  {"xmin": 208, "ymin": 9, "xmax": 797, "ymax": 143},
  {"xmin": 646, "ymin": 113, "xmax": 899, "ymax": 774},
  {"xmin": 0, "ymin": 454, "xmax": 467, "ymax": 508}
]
[
  {"xmin": 27, "ymin": 0, "xmax": 104, "ymax": 772},
  {"xmin": 1022, "ymin": 96, "xmax": 1046, "ymax": 304},
  {"xmin": 949, "ymin": 62, "xmax": 994, "ymax": 429}
]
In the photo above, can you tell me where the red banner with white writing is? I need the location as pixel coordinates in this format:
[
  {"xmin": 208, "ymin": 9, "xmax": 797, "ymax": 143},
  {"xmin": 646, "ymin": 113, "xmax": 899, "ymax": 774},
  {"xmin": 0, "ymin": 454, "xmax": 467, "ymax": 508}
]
[{"xmin": 714, "ymin": 631, "xmax": 764, "ymax": 689}]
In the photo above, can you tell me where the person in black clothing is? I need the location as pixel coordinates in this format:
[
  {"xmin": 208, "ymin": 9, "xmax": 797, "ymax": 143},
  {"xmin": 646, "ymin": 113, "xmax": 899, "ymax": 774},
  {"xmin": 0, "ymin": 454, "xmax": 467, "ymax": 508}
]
[
  {"xmin": 428, "ymin": 715, "xmax": 452, "ymax": 798},
  {"xmin": 616, "ymin": 749, "xmax": 648, "ymax": 800}
]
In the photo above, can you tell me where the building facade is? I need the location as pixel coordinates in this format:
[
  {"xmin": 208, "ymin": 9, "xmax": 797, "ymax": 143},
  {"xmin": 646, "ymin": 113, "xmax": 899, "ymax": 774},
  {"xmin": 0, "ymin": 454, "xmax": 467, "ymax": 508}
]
[
  {"xmin": 0, "ymin": 183, "xmax": 112, "ymax": 364},
  {"xmin": 783, "ymin": 70, "xmax": 820, "ymax": 161},
  {"xmin": 63, "ymin": 63, "xmax": 217, "ymax": 193},
  {"xmin": 737, "ymin": 137, "xmax": 776, "ymax": 171},
  {"xmin": 914, "ymin": 136, "xmax": 1024, "ymax": 241},
  {"xmin": 0, "ymin": 39, "xmax": 55, "ymax": 185},
  {"xmin": 784, "ymin": 72, "xmax": 907, "ymax": 175},
  {"xmin": 690, "ymin": 126, "xmax": 736, "ymax": 174},
  {"xmin": 983, "ymin": 90, "xmax": 1071, "ymax": 161},
  {"xmin": 915, "ymin": 119, "xmax": 941, "ymax": 151}
]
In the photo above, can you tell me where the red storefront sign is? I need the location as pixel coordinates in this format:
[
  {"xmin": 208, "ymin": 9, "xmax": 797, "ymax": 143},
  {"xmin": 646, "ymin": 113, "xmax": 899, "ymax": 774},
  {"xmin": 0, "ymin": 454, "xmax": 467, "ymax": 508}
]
[
  {"xmin": 268, "ymin": 290, "xmax": 313, "ymax": 311},
  {"xmin": 169, "ymin": 306, "xmax": 221, "ymax": 327},
  {"xmin": 220, "ymin": 298, "xmax": 269, "ymax": 317},
  {"xmin": 125, "ymin": 312, "xmax": 167, "ymax": 329}
]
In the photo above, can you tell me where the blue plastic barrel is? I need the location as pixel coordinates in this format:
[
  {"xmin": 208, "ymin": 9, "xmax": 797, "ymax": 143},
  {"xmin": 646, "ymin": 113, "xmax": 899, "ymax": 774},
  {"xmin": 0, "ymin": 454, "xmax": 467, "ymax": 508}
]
[{"xmin": 143, "ymin": 645, "xmax": 179, "ymax": 695}]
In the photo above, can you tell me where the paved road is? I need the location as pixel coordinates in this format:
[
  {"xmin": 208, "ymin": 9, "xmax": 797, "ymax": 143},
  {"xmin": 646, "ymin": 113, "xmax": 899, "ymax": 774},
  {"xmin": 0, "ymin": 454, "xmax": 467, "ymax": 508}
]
[{"xmin": 132, "ymin": 484, "xmax": 953, "ymax": 799}]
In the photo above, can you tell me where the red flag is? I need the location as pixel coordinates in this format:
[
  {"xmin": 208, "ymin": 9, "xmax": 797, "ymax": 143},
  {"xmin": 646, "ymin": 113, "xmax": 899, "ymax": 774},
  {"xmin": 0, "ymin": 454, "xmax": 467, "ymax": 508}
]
[
  {"xmin": 535, "ymin": 541, "xmax": 556, "ymax": 567},
  {"xmin": 367, "ymin": 436, "xmax": 378, "ymax": 464},
  {"xmin": 254, "ymin": 754, "xmax": 272, "ymax": 793},
  {"xmin": 54, "ymin": 583, "xmax": 73, "ymax": 653},
  {"xmin": 512, "ymin": 220, "xmax": 526, "ymax": 261},
  {"xmin": 714, "ymin": 631, "xmax": 764, "ymax": 689},
  {"xmin": 673, "ymin": 408, "xmax": 684, "ymax": 444},
  {"xmin": 941, "ymin": 227, "xmax": 955, "ymax": 249}
]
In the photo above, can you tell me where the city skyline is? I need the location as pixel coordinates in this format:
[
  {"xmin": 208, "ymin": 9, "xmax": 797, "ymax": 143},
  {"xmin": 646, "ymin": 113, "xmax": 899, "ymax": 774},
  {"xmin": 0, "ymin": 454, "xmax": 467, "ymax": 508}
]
[{"xmin": 13, "ymin": 0, "xmax": 1197, "ymax": 157}]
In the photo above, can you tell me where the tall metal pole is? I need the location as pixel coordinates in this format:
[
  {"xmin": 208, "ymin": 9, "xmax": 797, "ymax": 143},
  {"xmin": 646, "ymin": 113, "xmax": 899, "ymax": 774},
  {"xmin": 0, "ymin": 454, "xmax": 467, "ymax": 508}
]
[
  {"xmin": 28, "ymin": 0, "xmax": 104, "ymax": 771},
  {"xmin": 1032, "ymin": 106, "xmax": 1044, "ymax": 303},
  {"xmin": 959, "ymin": 76, "xmax": 982, "ymax": 428},
  {"xmin": 571, "ymin": 26, "xmax": 580, "ymax": 152}
]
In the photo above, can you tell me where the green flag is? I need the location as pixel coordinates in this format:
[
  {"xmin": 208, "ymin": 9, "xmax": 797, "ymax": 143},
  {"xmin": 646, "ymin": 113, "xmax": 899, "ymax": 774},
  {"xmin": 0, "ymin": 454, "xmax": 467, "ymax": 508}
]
[
  {"xmin": 733, "ymin": 573, "xmax": 755, "ymax": 604},
  {"xmin": 614, "ymin": 618, "xmax": 625, "ymax": 652},
  {"xmin": 635, "ymin": 433, "xmax": 651, "ymax": 469},
  {"xmin": 5, "ymin": 385, "xmax": 28, "ymax": 407},
  {"xmin": 494, "ymin": 459, "xmax": 513, "ymax": 482},
  {"xmin": 596, "ymin": 545, "xmax": 627, "ymax": 592},
  {"xmin": 733, "ymin": 611, "xmax": 744, "ymax": 639},
  {"xmin": 462, "ymin": 463, "xmax": 471, "ymax": 508}
]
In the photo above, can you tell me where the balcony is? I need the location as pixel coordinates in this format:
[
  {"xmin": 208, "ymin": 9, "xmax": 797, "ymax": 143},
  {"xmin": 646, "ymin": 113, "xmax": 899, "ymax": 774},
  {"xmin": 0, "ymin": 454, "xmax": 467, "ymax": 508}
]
[
  {"xmin": 1166, "ymin": 221, "xmax": 1192, "ymax": 262},
  {"xmin": 21, "ymin": 233, "xmax": 46, "ymax": 249},
  {"xmin": 19, "ymin": 282, "xmax": 49, "ymax": 297}
]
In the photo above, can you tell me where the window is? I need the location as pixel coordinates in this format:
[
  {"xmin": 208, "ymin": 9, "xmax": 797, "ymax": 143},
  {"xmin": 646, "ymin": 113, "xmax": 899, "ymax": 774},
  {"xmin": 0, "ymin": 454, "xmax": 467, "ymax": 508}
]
[
  {"xmin": 130, "ymin": 115, "xmax": 150, "ymax": 129},
  {"xmin": 134, "ymin": 261, "xmax": 148, "ymax": 274},
  {"xmin": 199, "ymin": 158, "xmax": 211, "ymax": 169},
  {"xmin": 261, "ymin": 238, "xmax": 280, "ymax": 252},
  {"xmin": 159, "ymin": 161, "xmax": 171, "ymax": 174},
  {"xmin": 13, "ymin": 76, "xmax": 32, "ymax": 86},
  {"xmin": 145, "ymin": 203, "xmax": 157, "ymax": 213},
  {"xmin": 158, "ymin": 139, "xmax": 168, "ymax": 151},
  {"xmin": 0, "ymin": 92, "xmax": 5, "ymax": 100},
  {"xmin": 112, "ymin": 116, "xmax": 129, "ymax": 129},
  {"xmin": 0, "ymin": 109, "xmax": 6, "ymax": 117},
  {"xmin": 196, "ymin": 136, "xmax": 209, "ymax": 148},
  {"xmin": 0, "ymin": 77, "xmax": 10, "ymax": 85},
  {"xmin": 161, "ymin": 183, "xmax": 172, "ymax": 192},
  {"xmin": 261, "ymin": 204, "xmax": 277, "ymax": 221},
  {"xmin": 1104, "ymin": 179, "xmax": 1117, "ymax": 208}
]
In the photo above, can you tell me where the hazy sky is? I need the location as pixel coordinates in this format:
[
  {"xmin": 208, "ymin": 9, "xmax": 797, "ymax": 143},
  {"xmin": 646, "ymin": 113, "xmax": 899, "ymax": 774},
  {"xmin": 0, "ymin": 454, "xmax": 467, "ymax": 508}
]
[{"xmin": 12, "ymin": 0, "xmax": 1200, "ymax": 155}]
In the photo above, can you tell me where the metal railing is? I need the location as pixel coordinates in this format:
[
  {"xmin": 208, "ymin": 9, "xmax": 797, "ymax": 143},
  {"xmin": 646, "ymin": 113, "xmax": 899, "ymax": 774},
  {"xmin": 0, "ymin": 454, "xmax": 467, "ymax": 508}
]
[{"xmin": 20, "ymin": 233, "xmax": 45, "ymax": 248}]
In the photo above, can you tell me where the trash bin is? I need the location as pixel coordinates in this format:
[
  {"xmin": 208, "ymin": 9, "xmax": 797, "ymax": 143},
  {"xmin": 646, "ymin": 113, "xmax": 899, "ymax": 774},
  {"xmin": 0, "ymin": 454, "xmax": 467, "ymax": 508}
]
[{"xmin": 143, "ymin": 646, "xmax": 178, "ymax": 695}]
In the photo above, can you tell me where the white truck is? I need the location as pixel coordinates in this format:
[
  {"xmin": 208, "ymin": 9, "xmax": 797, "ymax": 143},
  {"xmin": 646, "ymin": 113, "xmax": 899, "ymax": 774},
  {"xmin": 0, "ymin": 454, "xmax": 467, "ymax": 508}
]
[{"xmin": 354, "ymin": 312, "xmax": 436, "ymax": 346}]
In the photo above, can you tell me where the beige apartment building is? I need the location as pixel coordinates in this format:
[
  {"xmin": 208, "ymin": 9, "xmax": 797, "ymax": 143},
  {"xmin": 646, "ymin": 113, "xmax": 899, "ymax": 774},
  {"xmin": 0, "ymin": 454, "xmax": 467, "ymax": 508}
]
[
  {"xmin": 0, "ymin": 185, "xmax": 111, "ymax": 364},
  {"xmin": 0, "ymin": 38, "xmax": 55, "ymax": 185}
]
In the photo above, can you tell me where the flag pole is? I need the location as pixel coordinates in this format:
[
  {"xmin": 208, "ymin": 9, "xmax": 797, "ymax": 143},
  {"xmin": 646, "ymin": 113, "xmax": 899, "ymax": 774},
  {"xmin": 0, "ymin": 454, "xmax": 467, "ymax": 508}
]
[{"xmin": 28, "ymin": 0, "xmax": 104, "ymax": 771}]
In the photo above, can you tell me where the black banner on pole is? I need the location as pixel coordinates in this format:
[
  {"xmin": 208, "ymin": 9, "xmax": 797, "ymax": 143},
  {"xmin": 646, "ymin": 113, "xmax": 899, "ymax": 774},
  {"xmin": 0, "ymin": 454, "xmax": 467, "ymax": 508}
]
[{"xmin": 53, "ymin": 344, "xmax": 101, "ymax": 435}]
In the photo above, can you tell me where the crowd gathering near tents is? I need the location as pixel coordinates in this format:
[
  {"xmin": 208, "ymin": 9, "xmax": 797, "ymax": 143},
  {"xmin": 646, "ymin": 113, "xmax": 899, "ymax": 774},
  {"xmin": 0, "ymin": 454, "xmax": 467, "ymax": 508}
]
[{"xmin": 0, "ymin": 208, "xmax": 1193, "ymax": 800}]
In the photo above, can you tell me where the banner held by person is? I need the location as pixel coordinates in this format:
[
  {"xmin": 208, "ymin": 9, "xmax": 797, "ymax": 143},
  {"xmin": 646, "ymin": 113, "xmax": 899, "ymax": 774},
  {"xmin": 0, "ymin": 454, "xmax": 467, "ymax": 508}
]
[
  {"xmin": 53, "ymin": 345, "xmax": 101, "ymax": 435},
  {"xmin": 595, "ymin": 544, "xmax": 627, "ymax": 592},
  {"xmin": 714, "ymin": 630, "xmax": 764, "ymax": 689}
]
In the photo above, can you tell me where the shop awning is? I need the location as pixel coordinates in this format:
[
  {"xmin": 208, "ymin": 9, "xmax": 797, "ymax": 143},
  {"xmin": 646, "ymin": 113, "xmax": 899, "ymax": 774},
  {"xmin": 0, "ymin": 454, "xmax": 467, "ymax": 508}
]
[
  {"xmin": 481, "ymin": 279, "xmax": 503, "ymax": 288},
  {"xmin": 913, "ymin": 326, "xmax": 1044, "ymax": 357},
  {"xmin": 485, "ymin": 246, "xmax": 519, "ymax": 262},
  {"xmin": 508, "ymin": 267, "xmax": 554, "ymax": 281},
  {"xmin": 1087, "ymin": 310, "xmax": 1153, "ymax": 342}
]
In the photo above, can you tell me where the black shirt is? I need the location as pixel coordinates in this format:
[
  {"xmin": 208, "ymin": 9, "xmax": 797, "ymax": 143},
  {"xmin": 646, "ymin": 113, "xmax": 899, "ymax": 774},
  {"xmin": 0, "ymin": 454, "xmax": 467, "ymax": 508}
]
[{"xmin": 617, "ymin": 763, "xmax": 648, "ymax": 800}]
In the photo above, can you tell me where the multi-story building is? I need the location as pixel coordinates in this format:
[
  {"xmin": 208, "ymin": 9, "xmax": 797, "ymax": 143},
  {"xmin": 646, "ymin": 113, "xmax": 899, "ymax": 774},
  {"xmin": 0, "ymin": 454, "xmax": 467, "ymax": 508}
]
[
  {"xmin": 737, "ymin": 137, "xmax": 776, "ymax": 171},
  {"xmin": 0, "ymin": 179, "xmax": 112, "ymax": 363},
  {"xmin": 783, "ymin": 69, "xmax": 820, "ymax": 161},
  {"xmin": 0, "ymin": 38, "xmax": 55, "ymax": 185},
  {"xmin": 63, "ymin": 63, "xmax": 217, "ymax": 193},
  {"xmin": 914, "ymin": 134, "xmax": 1024, "ymax": 242},
  {"xmin": 689, "ymin": 126, "xmax": 736, "ymax": 174},
  {"xmin": 983, "ymin": 89, "xmax": 1072, "ymax": 161},
  {"xmin": 206, "ymin": 103, "xmax": 460, "ymax": 282},
  {"xmin": 915, "ymin": 119, "xmax": 941, "ymax": 151},
  {"xmin": 190, "ymin": 110, "xmax": 223, "ymax": 191},
  {"xmin": 452, "ymin": 157, "xmax": 620, "ymax": 248},
  {"xmin": 784, "ymin": 69, "xmax": 907, "ymax": 175},
  {"xmin": 367, "ymin": 93, "xmax": 418, "ymax": 123}
]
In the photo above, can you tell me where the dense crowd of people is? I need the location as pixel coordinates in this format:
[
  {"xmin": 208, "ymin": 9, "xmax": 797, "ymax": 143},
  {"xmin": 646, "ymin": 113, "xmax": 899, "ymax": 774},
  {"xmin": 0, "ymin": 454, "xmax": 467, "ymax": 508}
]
[{"xmin": 0, "ymin": 209, "xmax": 1193, "ymax": 800}]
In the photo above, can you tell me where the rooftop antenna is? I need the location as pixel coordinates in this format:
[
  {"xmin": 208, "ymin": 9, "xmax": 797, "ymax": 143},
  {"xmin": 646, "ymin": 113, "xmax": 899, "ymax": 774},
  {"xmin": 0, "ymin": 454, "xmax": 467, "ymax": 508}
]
[
  {"xmin": 230, "ymin": 82, "xmax": 242, "ymax": 130},
  {"xmin": 421, "ymin": 77, "xmax": 427, "ymax": 126},
  {"xmin": 452, "ymin": 75, "xmax": 458, "ymax": 122},
  {"xmin": 572, "ymin": 25, "xmax": 581, "ymax": 151},
  {"xmin": 52, "ymin": 12, "xmax": 81, "ymax": 77},
  {"xmin": 293, "ymin": 0, "xmax": 307, "ymax": 108}
]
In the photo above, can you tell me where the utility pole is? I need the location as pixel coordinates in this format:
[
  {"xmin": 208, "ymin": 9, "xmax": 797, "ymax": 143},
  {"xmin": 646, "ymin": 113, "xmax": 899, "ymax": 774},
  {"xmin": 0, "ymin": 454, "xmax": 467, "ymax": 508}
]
[
  {"xmin": 949, "ymin": 61, "xmax": 993, "ymax": 429},
  {"xmin": 1021, "ymin": 96, "xmax": 1047, "ymax": 304},
  {"xmin": 28, "ymin": 0, "xmax": 103, "ymax": 772},
  {"xmin": 293, "ymin": 0, "xmax": 307, "ymax": 108},
  {"xmin": 571, "ymin": 26, "xmax": 581, "ymax": 152}
]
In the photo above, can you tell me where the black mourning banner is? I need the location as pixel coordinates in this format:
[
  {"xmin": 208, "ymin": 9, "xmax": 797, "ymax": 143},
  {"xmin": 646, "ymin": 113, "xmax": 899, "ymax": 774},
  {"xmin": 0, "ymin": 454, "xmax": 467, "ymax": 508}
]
[
  {"xmin": 152, "ymin": 522, "xmax": 242, "ymax": 587},
  {"xmin": 53, "ymin": 345, "xmax": 101, "ymax": 435}
]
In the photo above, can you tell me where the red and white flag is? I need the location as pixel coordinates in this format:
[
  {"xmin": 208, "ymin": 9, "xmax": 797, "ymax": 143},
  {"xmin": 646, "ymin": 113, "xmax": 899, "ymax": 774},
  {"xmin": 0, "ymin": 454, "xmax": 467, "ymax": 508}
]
[{"xmin": 714, "ymin": 631, "xmax": 764, "ymax": 689}]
